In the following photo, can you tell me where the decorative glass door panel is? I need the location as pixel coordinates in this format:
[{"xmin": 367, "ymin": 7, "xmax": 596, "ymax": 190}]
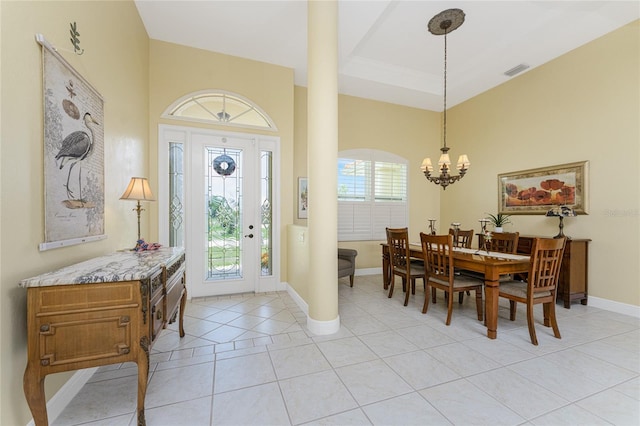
[{"xmin": 206, "ymin": 146, "xmax": 243, "ymax": 280}]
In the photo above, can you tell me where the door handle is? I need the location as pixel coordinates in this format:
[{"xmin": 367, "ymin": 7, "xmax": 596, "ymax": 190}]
[{"xmin": 244, "ymin": 234, "xmax": 254, "ymax": 238}]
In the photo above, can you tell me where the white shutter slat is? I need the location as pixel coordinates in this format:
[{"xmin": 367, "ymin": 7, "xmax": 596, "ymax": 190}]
[{"xmin": 338, "ymin": 150, "xmax": 408, "ymax": 241}]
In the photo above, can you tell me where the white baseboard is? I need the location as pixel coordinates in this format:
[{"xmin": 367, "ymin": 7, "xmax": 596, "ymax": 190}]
[
  {"xmin": 286, "ymin": 283, "xmax": 341, "ymax": 335},
  {"xmin": 286, "ymin": 283, "xmax": 309, "ymax": 315},
  {"xmin": 355, "ymin": 267, "xmax": 382, "ymax": 276},
  {"xmin": 307, "ymin": 314, "xmax": 341, "ymax": 335},
  {"xmin": 26, "ymin": 367, "xmax": 97, "ymax": 426},
  {"xmin": 588, "ymin": 296, "xmax": 640, "ymax": 318}
]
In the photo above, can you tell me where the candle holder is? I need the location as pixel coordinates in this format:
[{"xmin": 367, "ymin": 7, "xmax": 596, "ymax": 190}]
[
  {"xmin": 451, "ymin": 222, "xmax": 461, "ymax": 247},
  {"xmin": 428, "ymin": 219, "xmax": 437, "ymax": 235},
  {"xmin": 482, "ymin": 230, "xmax": 492, "ymax": 253}
]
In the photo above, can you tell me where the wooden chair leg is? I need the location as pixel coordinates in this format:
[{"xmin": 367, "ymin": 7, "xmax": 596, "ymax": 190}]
[
  {"xmin": 509, "ymin": 300, "xmax": 517, "ymax": 321},
  {"xmin": 545, "ymin": 301, "xmax": 561, "ymax": 339},
  {"xmin": 526, "ymin": 303, "xmax": 538, "ymax": 345},
  {"xmin": 349, "ymin": 274, "xmax": 354, "ymax": 287},
  {"xmin": 458, "ymin": 290, "xmax": 471, "ymax": 304},
  {"xmin": 431, "ymin": 287, "xmax": 437, "ymax": 303},
  {"xmin": 388, "ymin": 276, "xmax": 394, "ymax": 298},
  {"xmin": 422, "ymin": 286, "xmax": 430, "ymax": 314},
  {"xmin": 445, "ymin": 290, "xmax": 454, "ymax": 325},
  {"xmin": 404, "ymin": 282, "xmax": 411, "ymax": 306},
  {"xmin": 411, "ymin": 279, "xmax": 416, "ymax": 295},
  {"xmin": 475, "ymin": 288, "xmax": 483, "ymax": 321},
  {"xmin": 402, "ymin": 277, "xmax": 407, "ymax": 293}
]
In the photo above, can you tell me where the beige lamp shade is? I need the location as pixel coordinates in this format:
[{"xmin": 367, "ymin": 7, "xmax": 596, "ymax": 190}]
[{"xmin": 120, "ymin": 177, "xmax": 155, "ymax": 201}]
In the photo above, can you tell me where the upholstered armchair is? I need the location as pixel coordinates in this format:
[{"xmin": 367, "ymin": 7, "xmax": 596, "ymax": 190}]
[{"xmin": 338, "ymin": 248, "xmax": 358, "ymax": 287}]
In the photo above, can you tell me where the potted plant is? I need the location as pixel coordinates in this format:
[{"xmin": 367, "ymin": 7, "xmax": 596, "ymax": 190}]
[{"xmin": 485, "ymin": 213, "xmax": 512, "ymax": 232}]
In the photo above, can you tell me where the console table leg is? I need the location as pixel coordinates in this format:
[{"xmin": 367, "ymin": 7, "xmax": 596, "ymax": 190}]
[
  {"xmin": 23, "ymin": 364, "xmax": 48, "ymax": 426},
  {"xmin": 178, "ymin": 285, "xmax": 187, "ymax": 338},
  {"xmin": 137, "ymin": 336, "xmax": 150, "ymax": 426}
]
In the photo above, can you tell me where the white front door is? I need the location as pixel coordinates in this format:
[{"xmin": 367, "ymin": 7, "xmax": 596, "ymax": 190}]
[
  {"xmin": 191, "ymin": 133, "xmax": 257, "ymax": 296},
  {"xmin": 158, "ymin": 125, "xmax": 280, "ymax": 299}
]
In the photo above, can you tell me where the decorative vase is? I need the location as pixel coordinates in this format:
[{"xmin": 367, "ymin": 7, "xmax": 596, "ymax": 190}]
[{"xmin": 494, "ymin": 227, "xmax": 503, "ymax": 233}]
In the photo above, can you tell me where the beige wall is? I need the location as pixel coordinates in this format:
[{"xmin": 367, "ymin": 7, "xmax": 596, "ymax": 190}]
[
  {"xmin": 294, "ymin": 87, "xmax": 442, "ymax": 268},
  {"xmin": 294, "ymin": 21, "xmax": 640, "ymax": 309},
  {"xmin": 147, "ymin": 39, "xmax": 295, "ymax": 282},
  {"xmin": 0, "ymin": 1, "xmax": 149, "ymax": 424},
  {"xmin": 1, "ymin": 2, "xmax": 637, "ymax": 424},
  {"xmin": 442, "ymin": 20, "xmax": 639, "ymax": 306}
]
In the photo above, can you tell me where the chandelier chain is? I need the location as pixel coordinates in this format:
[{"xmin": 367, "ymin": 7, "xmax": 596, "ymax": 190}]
[{"xmin": 443, "ymin": 27, "xmax": 448, "ymax": 149}]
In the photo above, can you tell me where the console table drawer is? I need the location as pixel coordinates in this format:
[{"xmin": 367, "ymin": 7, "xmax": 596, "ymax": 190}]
[{"xmin": 36, "ymin": 307, "xmax": 138, "ymax": 371}]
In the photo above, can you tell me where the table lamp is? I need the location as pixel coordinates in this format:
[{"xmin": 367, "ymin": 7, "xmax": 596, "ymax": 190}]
[
  {"xmin": 545, "ymin": 206, "xmax": 576, "ymax": 239},
  {"xmin": 120, "ymin": 177, "xmax": 155, "ymax": 241}
]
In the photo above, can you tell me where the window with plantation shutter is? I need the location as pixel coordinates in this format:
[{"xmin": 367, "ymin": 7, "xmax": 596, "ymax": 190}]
[{"xmin": 338, "ymin": 149, "xmax": 408, "ymax": 241}]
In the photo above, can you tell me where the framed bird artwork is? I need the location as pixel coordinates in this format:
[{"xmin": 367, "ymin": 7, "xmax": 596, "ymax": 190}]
[{"xmin": 37, "ymin": 34, "xmax": 106, "ymax": 250}]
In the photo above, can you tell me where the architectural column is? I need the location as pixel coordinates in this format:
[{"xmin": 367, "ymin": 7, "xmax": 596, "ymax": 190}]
[{"xmin": 306, "ymin": 0, "xmax": 339, "ymax": 335}]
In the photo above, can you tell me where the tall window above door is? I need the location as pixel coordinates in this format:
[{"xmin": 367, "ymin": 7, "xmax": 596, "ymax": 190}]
[
  {"xmin": 163, "ymin": 90, "xmax": 277, "ymax": 131},
  {"xmin": 338, "ymin": 149, "xmax": 408, "ymax": 241}
]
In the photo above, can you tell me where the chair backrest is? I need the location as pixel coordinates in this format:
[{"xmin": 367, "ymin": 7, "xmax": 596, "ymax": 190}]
[
  {"xmin": 386, "ymin": 227, "xmax": 411, "ymax": 270},
  {"xmin": 528, "ymin": 237, "xmax": 566, "ymax": 295},
  {"xmin": 420, "ymin": 233, "xmax": 454, "ymax": 284},
  {"xmin": 448, "ymin": 228, "xmax": 474, "ymax": 248},
  {"xmin": 488, "ymin": 232, "xmax": 520, "ymax": 254}
]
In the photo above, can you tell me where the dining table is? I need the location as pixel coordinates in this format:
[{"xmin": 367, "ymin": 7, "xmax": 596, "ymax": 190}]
[{"xmin": 381, "ymin": 242, "xmax": 531, "ymax": 339}]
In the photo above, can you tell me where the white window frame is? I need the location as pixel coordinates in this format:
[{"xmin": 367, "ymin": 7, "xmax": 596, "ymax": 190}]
[{"xmin": 338, "ymin": 149, "xmax": 409, "ymax": 241}]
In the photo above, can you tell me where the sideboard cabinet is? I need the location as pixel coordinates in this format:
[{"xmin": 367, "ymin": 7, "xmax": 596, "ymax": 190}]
[
  {"xmin": 517, "ymin": 236, "xmax": 590, "ymax": 308},
  {"xmin": 20, "ymin": 247, "xmax": 186, "ymax": 426}
]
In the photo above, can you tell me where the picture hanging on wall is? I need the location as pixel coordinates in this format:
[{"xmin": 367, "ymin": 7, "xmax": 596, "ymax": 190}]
[
  {"xmin": 498, "ymin": 161, "xmax": 589, "ymax": 215},
  {"xmin": 298, "ymin": 177, "xmax": 308, "ymax": 219},
  {"xmin": 37, "ymin": 34, "xmax": 106, "ymax": 250}
]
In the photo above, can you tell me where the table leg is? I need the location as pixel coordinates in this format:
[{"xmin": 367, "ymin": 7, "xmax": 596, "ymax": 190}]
[
  {"xmin": 137, "ymin": 336, "xmax": 150, "ymax": 426},
  {"xmin": 484, "ymin": 278, "xmax": 499, "ymax": 339},
  {"xmin": 23, "ymin": 364, "xmax": 48, "ymax": 426}
]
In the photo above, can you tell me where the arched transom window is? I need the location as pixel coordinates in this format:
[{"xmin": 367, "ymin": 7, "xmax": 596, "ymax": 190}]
[{"xmin": 163, "ymin": 90, "xmax": 277, "ymax": 131}]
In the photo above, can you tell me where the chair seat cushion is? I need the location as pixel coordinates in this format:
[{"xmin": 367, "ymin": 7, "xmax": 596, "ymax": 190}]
[
  {"xmin": 429, "ymin": 274, "xmax": 482, "ymax": 289},
  {"xmin": 499, "ymin": 281, "xmax": 551, "ymax": 299},
  {"xmin": 394, "ymin": 263, "xmax": 424, "ymax": 276}
]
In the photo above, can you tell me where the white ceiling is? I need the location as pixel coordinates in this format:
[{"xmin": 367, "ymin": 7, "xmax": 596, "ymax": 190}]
[{"xmin": 135, "ymin": 0, "xmax": 639, "ymax": 111}]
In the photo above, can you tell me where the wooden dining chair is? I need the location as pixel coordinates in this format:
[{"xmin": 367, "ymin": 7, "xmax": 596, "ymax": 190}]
[
  {"xmin": 459, "ymin": 231, "xmax": 521, "ymax": 303},
  {"xmin": 386, "ymin": 227, "xmax": 425, "ymax": 306},
  {"xmin": 486, "ymin": 232, "xmax": 520, "ymax": 253},
  {"xmin": 420, "ymin": 233, "xmax": 483, "ymax": 325},
  {"xmin": 498, "ymin": 237, "xmax": 566, "ymax": 345},
  {"xmin": 448, "ymin": 228, "xmax": 474, "ymax": 248}
]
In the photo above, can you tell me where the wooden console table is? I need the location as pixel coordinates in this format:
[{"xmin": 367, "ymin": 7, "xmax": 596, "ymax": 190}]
[
  {"xmin": 20, "ymin": 247, "xmax": 186, "ymax": 426},
  {"xmin": 517, "ymin": 236, "xmax": 590, "ymax": 308}
]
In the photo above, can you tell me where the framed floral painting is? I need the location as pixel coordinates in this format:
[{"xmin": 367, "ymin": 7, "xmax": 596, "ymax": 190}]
[{"xmin": 498, "ymin": 161, "xmax": 589, "ymax": 215}]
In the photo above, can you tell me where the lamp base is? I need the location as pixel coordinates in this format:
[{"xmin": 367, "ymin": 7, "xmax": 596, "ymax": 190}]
[{"xmin": 553, "ymin": 216, "xmax": 570, "ymax": 239}]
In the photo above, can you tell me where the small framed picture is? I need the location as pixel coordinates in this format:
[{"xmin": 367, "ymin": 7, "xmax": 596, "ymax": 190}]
[{"xmin": 298, "ymin": 177, "xmax": 308, "ymax": 219}]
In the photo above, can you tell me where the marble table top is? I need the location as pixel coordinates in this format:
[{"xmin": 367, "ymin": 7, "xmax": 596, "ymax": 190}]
[{"xmin": 19, "ymin": 247, "xmax": 185, "ymax": 288}]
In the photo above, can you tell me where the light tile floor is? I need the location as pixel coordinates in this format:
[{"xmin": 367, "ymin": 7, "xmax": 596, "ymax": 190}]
[{"xmin": 54, "ymin": 275, "xmax": 640, "ymax": 426}]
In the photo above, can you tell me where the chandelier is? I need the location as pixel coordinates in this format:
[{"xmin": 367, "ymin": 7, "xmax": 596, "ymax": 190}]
[{"xmin": 421, "ymin": 8, "xmax": 470, "ymax": 190}]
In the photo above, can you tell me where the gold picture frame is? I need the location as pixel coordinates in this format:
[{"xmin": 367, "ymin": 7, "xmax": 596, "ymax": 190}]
[{"xmin": 498, "ymin": 161, "xmax": 589, "ymax": 215}]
